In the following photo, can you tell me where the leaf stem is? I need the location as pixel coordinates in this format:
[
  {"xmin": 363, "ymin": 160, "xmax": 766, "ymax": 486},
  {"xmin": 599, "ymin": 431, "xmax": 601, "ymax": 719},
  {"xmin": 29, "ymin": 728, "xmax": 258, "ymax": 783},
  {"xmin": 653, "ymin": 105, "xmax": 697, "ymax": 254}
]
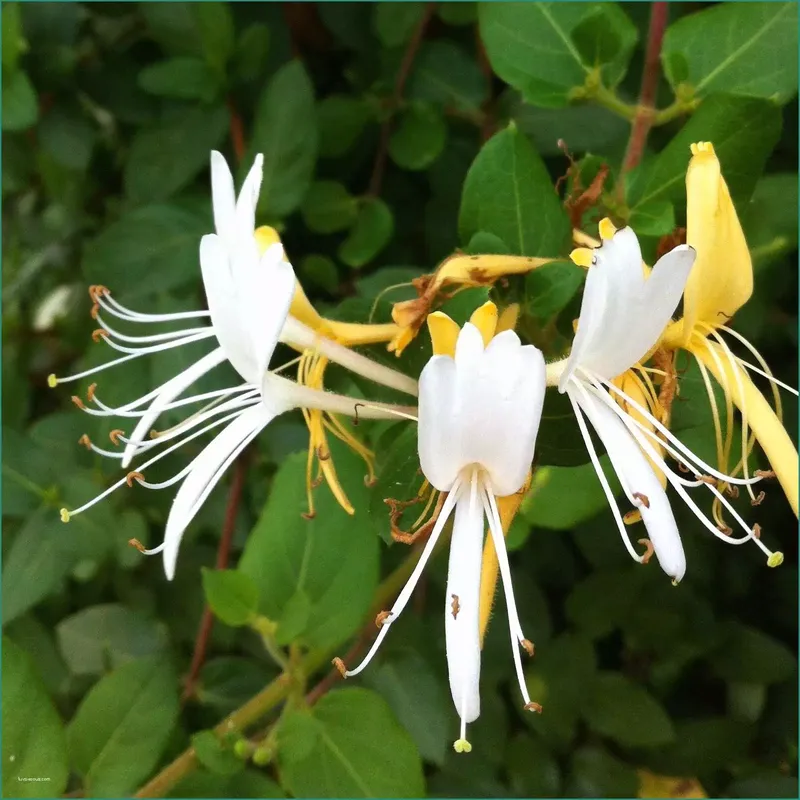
[{"xmin": 590, "ymin": 83, "xmax": 637, "ymax": 122}]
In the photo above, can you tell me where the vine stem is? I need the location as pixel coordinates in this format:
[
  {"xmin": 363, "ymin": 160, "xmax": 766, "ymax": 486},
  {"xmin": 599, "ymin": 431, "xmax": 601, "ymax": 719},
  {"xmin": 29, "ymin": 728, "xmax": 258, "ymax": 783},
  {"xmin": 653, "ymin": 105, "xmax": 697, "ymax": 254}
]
[
  {"xmin": 367, "ymin": 2, "xmax": 437, "ymax": 197},
  {"xmin": 134, "ymin": 544, "xmax": 425, "ymax": 798},
  {"xmin": 621, "ymin": 1, "xmax": 669, "ymax": 174}
]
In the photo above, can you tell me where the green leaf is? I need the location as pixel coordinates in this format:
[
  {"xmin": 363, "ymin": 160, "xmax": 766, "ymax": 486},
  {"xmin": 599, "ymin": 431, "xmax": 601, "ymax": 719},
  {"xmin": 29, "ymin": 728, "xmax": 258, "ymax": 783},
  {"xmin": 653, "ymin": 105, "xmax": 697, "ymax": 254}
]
[
  {"xmin": 373, "ymin": 2, "xmax": 425, "ymax": 48},
  {"xmin": 197, "ymin": 657, "xmax": 276, "ymax": 714},
  {"xmin": 627, "ymin": 199, "xmax": 675, "ymax": 237},
  {"xmin": 389, "ymin": 104, "xmax": 447, "ymax": 171},
  {"xmin": 2, "ymin": 69, "xmax": 38, "ymax": 131},
  {"xmin": 479, "ymin": 2, "xmax": 637, "ymax": 107},
  {"xmin": 299, "ymin": 254, "xmax": 340, "ymax": 294},
  {"xmin": 67, "ymin": 656, "xmax": 179, "ymax": 797},
  {"xmin": 138, "ymin": 57, "xmax": 221, "ymax": 101},
  {"xmin": 278, "ymin": 688, "xmax": 425, "ymax": 797},
  {"xmin": 251, "ymin": 59, "xmax": 318, "ymax": 219},
  {"xmin": 201, "ymin": 568, "xmax": 259, "ymax": 627},
  {"xmin": 459, "ymin": 123, "xmax": 571, "ymax": 256},
  {"xmin": 626, "ymin": 95, "xmax": 782, "ymax": 212},
  {"xmin": 536, "ymin": 389, "xmax": 593, "ymax": 467},
  {"xmin": 507, "ymin": 733, "xmax": 561, "ymax": 797},
  {"xmin": 317, "ymin": 95, "xmax": 371, "ymax": 159},
  {"xmin": 301, "ymin": 181, "xmax": 359, "ymax": 233},
  {"xmin": 524, "ymin": 260, "xmax": 584, "ymax": 321},
  {"xmin": 38, "ymin": 103, "xmax": 97, "ymax": 171},
  {"xmin": 565, "ymin": 568, "xmax": 641, "ymax": 638},
  {"xmin": 82, "ymin": 205, "xmax": 208, "ymax": 298},
  {"xmin": 232, "ymin": 23, "xmax": 271, "ymax": 84},
  {"xmin": 338, "ymin": 198, "xmax": 394, "ymax": 269},
  {"xmin": 583, "ymin": 672, "xmax": 675, "ymax": 747},
  {"xmin": 566, "ymin": 746, "xmax": 638, "ymax": 798},
  {"xmin": 711, "ymin": 623, "xmax": 797, "ymax": 685},
  {"xmin": 2, "ymin": 3, "xmax": 26, "ymax": 71},
  {"xmin": 238, "ymin": 447, "xmax": 379, "ymax": 651},
  {"xmin": 56, "ymin": 603, "xmax": 168, "ymax": 676},
  {"xmin": 743, "ymin": 173, "xmax": 799, "ymax": 269},
  {"xmin": 661, "ymin": 2, "xmax": 798, "ymax": 104},
  {"xmin": 124, "ymin": 104, "xmax": 229, "ymax": 204},
  {"xmin": 408, "ymin": 41, "xmax": 488, "ymax": 114},
  {"xmin": 169, "ymin": 768, "xmax": 285, "ymax": 798},
  {"xmin": 2, "ymin": 638, "xmax": 69, "ymax": 798},
  {"xmin": 437, "ymin": 2, "xmax": 477, "ymax": 26},
  {"xmin": 191, "ymin": 731, "xmax": 243, "ymax": 777},
  {"xmin": 521, "ymin": 456, "xmax": 620, "ymax": 530},
  {"xmin": 193, "ymin": 2, "xmax": 235, "ymax": 72}
]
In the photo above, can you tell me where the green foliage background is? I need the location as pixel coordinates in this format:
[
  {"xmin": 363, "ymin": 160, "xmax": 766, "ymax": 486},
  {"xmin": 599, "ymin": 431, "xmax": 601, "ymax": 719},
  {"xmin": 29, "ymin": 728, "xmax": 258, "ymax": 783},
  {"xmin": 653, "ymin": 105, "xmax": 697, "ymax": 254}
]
[{"xmin": 1, "ymin": 2, "xmax": 798, "ymax": 798}]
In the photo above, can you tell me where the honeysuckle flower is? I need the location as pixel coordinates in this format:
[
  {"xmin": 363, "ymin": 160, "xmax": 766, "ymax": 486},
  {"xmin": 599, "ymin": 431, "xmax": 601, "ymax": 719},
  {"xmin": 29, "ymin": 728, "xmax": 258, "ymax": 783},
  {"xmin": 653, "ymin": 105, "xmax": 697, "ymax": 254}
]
[
  {"xmin": 338, "ymin": 302, "xmax": 545, "ymax": 752},
  {"xmin": 546, "ymin": 220, "xmax": 784, "ymax": 578},
  {"xmin": 52, "ymin": 152, "xmax": 417, "ymax": 577},
  {"xmin": 659, "ymin": 141, "xmax": 799, "ymax": 517}
]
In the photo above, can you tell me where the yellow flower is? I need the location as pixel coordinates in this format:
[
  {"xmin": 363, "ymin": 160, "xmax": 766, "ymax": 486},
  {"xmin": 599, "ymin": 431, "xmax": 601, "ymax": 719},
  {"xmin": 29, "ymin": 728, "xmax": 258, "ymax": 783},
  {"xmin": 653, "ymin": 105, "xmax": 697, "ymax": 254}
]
[{"xmin": 660, "ymin": 143, "xmax": 798, "ymax": 516}]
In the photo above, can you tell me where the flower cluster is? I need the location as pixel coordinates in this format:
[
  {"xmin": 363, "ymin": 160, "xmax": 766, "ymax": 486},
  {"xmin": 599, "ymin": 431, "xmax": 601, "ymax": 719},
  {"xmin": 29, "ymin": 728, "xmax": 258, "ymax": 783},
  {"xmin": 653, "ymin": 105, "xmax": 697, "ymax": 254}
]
[{"xmin": 53, "ymin": 143, "xmax": 796, "ymax": 751}]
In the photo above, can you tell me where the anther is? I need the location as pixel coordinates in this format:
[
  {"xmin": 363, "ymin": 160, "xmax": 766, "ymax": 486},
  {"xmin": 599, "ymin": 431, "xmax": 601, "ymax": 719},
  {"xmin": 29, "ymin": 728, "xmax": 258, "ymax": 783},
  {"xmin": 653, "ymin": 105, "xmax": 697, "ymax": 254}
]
[
  {"xmin": 623, "ymin": 509, "xmax": 642, "ymax": 525},
  {"xmin": 78, "ymin": 434, "xmax": 92, "ymax": 450},
  {"xmin": 632, "ymin": 492, "xmax": 650, "ymax": 509},
  {"xmin": 311, "ymin": 476, "xmax": 324, "ymax": 489},
  {"xmin": 301, "ymin": 511, "xmax": 317, "ymax": 520},
  {"xmin": 717, "ymin": 523, "xmax": 733, "ymax": 536},
  {"xmin": 86, "ymin": 383, "xmax": 98, "ymax": 402},
  {"xmin": 71, "ymin": 396, "xmax": 85, "ymax": 410},
  {"xmin": 363, "ymin": 474, "xmax": 377, "ymax": 488},
  {"xmin": 451, "ymin": 595, "xmax": 461, "ymax": 620},
  {"xmin": 332, "ymin": 657, "xmax": 347, "ymax": 678},
  {"xmin": 638, "ymin": 538, "xmax": 655, "ymax": 564},
  {"xmin": 453, "ymin": 739, "xmax": 472, "ymax": 754},
  {"xmin": 47, "ymin": 374, "xmax": 58, "ymax": 388},
  {"xmin": 129, "ymin": 538, "xmax": 147, "ymax": 553},
  {"xmin": 752, "ymin": 490, "xmax": 766, "ymax": 506},
  {"xmin": 524, "ymin": 702, "xmax": 543, "ymax": 714},
  {"xmin": 521, "ymin": 639, "xmax": 535, "ymax": 657},
  {"xmin": 126, "ymin": 471, "xmax": 144, "ymax": 487},
  {"xmin": 755, "ymin": 469, "xmax": 776, "ymax": 479},
  {"xmin": 90, "ymin": 304, "xmax": 99, "ymax": 320},
  {"xmin": 316, "ymin": 447, "xmax": 331, "ymax": 461},
  {"xmin": 752, "ymin": 523, "xmax": 762, "ymax": 540},
  {"xmin": 726, "ymin": 484, "xmax": 740, "ymax": 499},
  {"xmin": 60, "ymin": 508, "xmax": 71, "ymax": 523},
  {"xmin": 698, "ymin": 475, "xmax": 717, "ymax": 485},
  {"xmin": 375, "ymin": 610, "xmax": 393, "ymax": 628},
  {"xmin": 678, "ymin": 461, "xmax": 690, "ymax": 473},
  {"xmin": 91, "ymin": 329, "xmax": 108, "ymax": 342},
  {"xmin": 109, "ymin": 429, "xmax": 125, "ymax": 446},
  {"xmin": 767, "ymin": 552, "xmax": 784, "ymax": 568}
]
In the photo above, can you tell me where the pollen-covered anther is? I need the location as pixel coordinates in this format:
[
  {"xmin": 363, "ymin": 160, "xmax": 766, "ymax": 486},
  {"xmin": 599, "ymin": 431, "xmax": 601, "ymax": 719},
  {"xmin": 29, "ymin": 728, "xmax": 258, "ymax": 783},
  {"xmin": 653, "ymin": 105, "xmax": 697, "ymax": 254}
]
[
  {"xmin": 698, "ymin": 475, "xmax": 717, "ymax": 485},
  {"xmin": 332, "ymin": 657, "xmax": 347, "ymax": 678},
  {"xmin": 311, "ymin": 475, "xmax": 324, "ymax": 489},
  {"xmin": 752, "ymin": 490, "xmax": 766, "ymax": 507},
  {"xmin": 86, "ymin": 383, "xmax": 98, "ymax": 402},
  {"xmin": 767, "ymin": 551, "xmax": 784, "ymax": 568},
  {"xmin": 363, "ymin": 474, "xmax": 377, "ymax": 488},
  {"xmin": 90, "ymin": 304, "xmax": 100, "ymax": 320},
  {"xmin": 521, "ymin": 639, "xmax": 535, "ymax": 657},
  {"xmin": 450, "ymin": 594, "xmax": 461, "ymax": 620},
  {"xmin": 717, "ymin": 523, "xmax": 733, "ymax": 536},
  {"xmin": 78, "ymin": 434, "xmax": 92, "ymax": 450},
  {"xmin": 524, "ymin": 702, "xmax": 543, "ymax": 714},
  {"xmin": 453, "ymin": 739, "xmax": 472, "ymax": 754},
  {"xmin": 126, "ymin": 471, "xmax": 145, "ymax": 488},
  {"xmin": 726, "ymin": 484, "xmax": 740, "ymax": 499},
  {"xmin": 88, "ymin": 284, "xmax": 109, "ymax": 303},
  {"xmin": 91, "ymin": 329, "xmax": 109, "ymax": 342},
  {"xmin": 129, "ymin": 538, "xmax": 147, "ymax": 553},
  {"xmin": 623, "ymin": 509, "xmax": 642, "ymax": 525},
  {"xmin": 638, "ymin": 538, "xmax": 655, "ymax": 564},
  {"xmin": 71, "ymin": 395, "xmax": 86, "ymax": 410},
  {"xmin": 632, "ymin": 491, "xmax": 650, "ymax": 509},
  {"xmin": 47, "ymin": 373, "xmax": 58, "ymax": 388},
  {"xmin": 316, "ymin": 446, "xmax": 331, "ymax": 462},
  {"xmin": 109, "ymin": 429, "xmax": 125, "ymax": 446},
  {"xmin": 755, "ymin": 469, "xmax": 776, "ymax": 480},
  {"xmin": 60, "ymin": 508, "xmax": 71, "ymax": 523},
  {"xmin": 752, "ymin": 523, "xmax": 762, "ymax": 540},
  {"xmin": 301, "ymin": 510, "xmax": 317, "ymax": 520},
  {"xmin": 375, "ymin": 610, "xmax": 393, "ymax": 628}
]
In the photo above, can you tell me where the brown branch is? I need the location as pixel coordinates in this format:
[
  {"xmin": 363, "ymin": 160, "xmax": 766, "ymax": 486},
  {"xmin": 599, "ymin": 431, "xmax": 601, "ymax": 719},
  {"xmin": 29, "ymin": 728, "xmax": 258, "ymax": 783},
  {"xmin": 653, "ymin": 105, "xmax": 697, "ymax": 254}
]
[
  {"xmin": 367, "ymin": 2, "xmax": 437, "ymax": 197},
  {"xmin": 181, "ymin": 456, "xmax": 248, "ymax": 704},
  {"xmin": 227, "ymin": 97, "xmax": 246, "ymax": 164},
  {"xmin": 621, "ymin": 1, "xmax": 669, "ymax": 175}
]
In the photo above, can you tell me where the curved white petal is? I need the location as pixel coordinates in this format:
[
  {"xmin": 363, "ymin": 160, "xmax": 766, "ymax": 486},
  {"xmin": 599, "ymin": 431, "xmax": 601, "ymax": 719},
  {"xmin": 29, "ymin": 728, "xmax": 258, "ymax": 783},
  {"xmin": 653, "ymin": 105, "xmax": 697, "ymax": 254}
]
[
  {"xmin": 121, "ymin": 347, "xmax": 227, "ymax": 468},
  {"xmin": 234, "ymin": 153, "xmax": 263, "ymax": 237},
  {"xmin": 162, "ymin": 404, "xmax": 275, "ymax": 580},
  {"xmin": 445, "ymin": 473, "xmax": 483, "ymax": 726},
  {"xmin": 199, "ymin": 234, "xmax": 258, "ymax": 383},
  {"xmin": 418, "ymin": 355, "xmax": 460, "ymax": 491},
  {"xmin": 575, "ymin": 387, "xmax": 686, "ymax": 581},
  {"xmin": 210, "ymin": 151, "xmax": 237, "ymax": 242}
]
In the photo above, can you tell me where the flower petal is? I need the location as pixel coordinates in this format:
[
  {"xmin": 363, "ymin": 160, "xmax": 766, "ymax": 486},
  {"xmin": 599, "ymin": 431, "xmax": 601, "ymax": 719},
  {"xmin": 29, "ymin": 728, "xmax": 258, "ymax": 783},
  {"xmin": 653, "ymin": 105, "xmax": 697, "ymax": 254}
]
[
  {"xmin": 418, "ymin": 354, "xmax": 460, "ymax": 491},
  {"xmin": 210, "ymin": 151, "xmax": 237, "ymax": 242},
  {"xmin": 235, "ymin": 153, "xmax": 263, "ymax": 237}
]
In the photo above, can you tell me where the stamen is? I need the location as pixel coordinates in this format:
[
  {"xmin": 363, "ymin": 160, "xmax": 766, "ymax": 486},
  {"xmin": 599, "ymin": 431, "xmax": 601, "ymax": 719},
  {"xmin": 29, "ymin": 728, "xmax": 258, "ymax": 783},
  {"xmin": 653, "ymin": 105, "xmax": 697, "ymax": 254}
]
[
  {"xmin": 638, "ymin": 538, "xmax": 655, "ymax": 564},
  {"xmin": 632, "ymin": 492, "xmax": 650, "ymax": 508},
  {"xmin": 453, "ymin": 739, "xmax": 472, "ymax": 754},
  {"xmin": 332, "ymin": 657, "xmax": 347, "ymax": 678},
  {"xmin": 109, "ymin": 429, "xmax": 124, "ymax": 446},
  {"xmin": 78, "ymin": 434, "xmax": 92, "ymax": 450},
  {"xmin": 521, "ymin": 639, "xmax": 535, "ymax": 657},
  {"xmin": 524, "ymin": 702, "xmax": 543, "ymax": 713},
  {"xmin": 92, "ymin": 329, "xmax": 108, "ymax": 342},
  {"xmin": 126, "ymin": 471, "xmax": 145, "ymax": 487},
  {"xmin": 450, "ymin": 595, "xmax": 460, "ymax": 620},
  {"xmin": 375, "ymin": 611, "xmax": 392, "ymax": 627}
]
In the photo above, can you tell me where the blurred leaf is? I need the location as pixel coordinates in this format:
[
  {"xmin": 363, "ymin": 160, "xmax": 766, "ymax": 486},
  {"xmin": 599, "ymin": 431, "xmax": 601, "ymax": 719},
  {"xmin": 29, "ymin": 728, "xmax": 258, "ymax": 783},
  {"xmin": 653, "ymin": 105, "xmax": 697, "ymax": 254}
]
[
  {"xmin": 363, "ymin": 648, "xmax": 451, "ymax": 765},
  {"xmin": 389, "ymin": 104, "xmax": 447, "ymax": 171},
  {"xmin": 191, "ymin": 731, "xmax": 243, "ymax": 776},
  {"xmin": 299, "ymin": 254, "xmax": 339, "ymax": 294},
  {"xmin": 124, "ymin": 104, "xmax": 229, "ymax": 204},
  {"xmin": 728, "ymin": 774, "xmax": 798, "ymax": 798},
  {"xmin": 138, "ymin": 57, "xmax": 221, "ymax": 102},
  {"xmin": 2, "ymin": 638, "xmax": 69, "ymax": 798},
  {"xmin": 536, "ymin": 389, "xmax": 593, "ymax": 467},
  {"xmin": 459, "ymin": 123, "xmax": 571, "ymax": 255},
  {"xmin": 2, "ymin": 69, "xmax": 38, "ymax": 131},
  {"xmin": 338, "ymin": 197, "xmax": 394, "ymax": 268},
  {"xmin": 67, "ymin": 655, "xmax": 179, "ymax": 796},
  {"xmin": 239, "ymin": 447, "xmax": 379, "ymax": 651},
  {"xmin": 278, "ymin": 688, "xmax": 425, "ymax": 797},
  {"xmin": 408, "ymin": 40, "xmax": 487, "ymax": 114},
  {"xmin": 197, "ymin": 657, "xmax": 276, "ymax": 713},
  {"xmin": 479, "ymin": 2, "xmax": 637, "ymax": 107},
  {"xmin": 584, "ymin": 672, "xmax": 675, "ymax": 747},
  {"xmin": 232, "ymin": 23, "xmax": 271, "ymax": 84},
  {"xmin": 711, "ymin": 623, "xmax": 797, "ymax": 685},
  {"xmin": 506, "ymin": 733, "xmax": 561, "ymax": 797},
  {"xmin": 743, "ymin": 173, "xmax": 799, "ymax": 268},
  {"xmin": 5, "ymin": 616, "xmax": 70, "ymax": 697},
  {"xmin": 201, "ymin": 568, "xmax": 259, "ymax": 627},
  {"xmin": 661, "ymin": 3, "xmax": 798, "ymax": 104},
  {"xmin": 627, "ymin": 96, "xmax": 782, "ymax": 212},
  {"xmin": 193, "ymin": 2, "xmax": 235, "ymax": 72},
  {"xmin": 628, "ymin": 200, "xmax": 675, "ymax": 237},
  {"xmin": 251, "ymin": 59, "xmax": 318, "ymax": 219},
  {"xmin": 2, "ymin": 3, "xmax": 26, "ymax": 71},
  {"xmin": 373, "ymin": 2, "xmax": 424, "ymax": 48},
  {"xmin": 317, "ymin": 95, "xmax": 371, "ymax": 159},
  {"xmin": 38, "ymin": 103, "xmax": 96, "ymax": 171},
  {"xmin": 437, "ymin": 2, "xmax": 476, "ymax": 26},
  {"xmin": 525, "ymin": 260, "xmax": 584, "ymax": 321},
  {"xmin": 169, "ymin": 768, "xmax": 285, "ymax": 798},
  {"xmin": 566, "ymin": 568, "xmax": 641, "ymax": 638},
  {"xmin": 56, "ymin": 603, "xmax": 168, "ymax": 676},
  {"xmin": 82, "ymin": 205, "xmax": 208, "ymax": 298},
  {"xmin": 567, "ymin": 746, "xmax": 639, "ymax": 798},
  {"xmin": 301, "ymin": 181, "xmax": 359, "ymax": 234}
]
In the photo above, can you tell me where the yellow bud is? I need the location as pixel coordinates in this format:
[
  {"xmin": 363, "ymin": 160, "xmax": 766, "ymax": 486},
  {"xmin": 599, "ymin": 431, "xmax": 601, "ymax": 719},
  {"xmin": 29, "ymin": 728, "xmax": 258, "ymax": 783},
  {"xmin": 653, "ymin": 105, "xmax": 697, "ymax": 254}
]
[{"xmin": 682, "ymin": 141, "xmax": 752, "ymax": 340}]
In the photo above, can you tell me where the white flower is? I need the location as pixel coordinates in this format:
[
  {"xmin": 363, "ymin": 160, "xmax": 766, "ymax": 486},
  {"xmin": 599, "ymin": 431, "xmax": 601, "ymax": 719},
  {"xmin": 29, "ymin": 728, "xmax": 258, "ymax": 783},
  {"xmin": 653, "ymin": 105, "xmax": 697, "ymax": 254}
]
[
  {"xmin": 548, "ymin": 221, "xmax": 783, "ymax": 580},
  {"xmin": 53, "ymin": 151, "xmax": 417, "ymax": 579},
  {"xmin": 341, "ymin": 318, "xmax": 546, "ymax": 752}
]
